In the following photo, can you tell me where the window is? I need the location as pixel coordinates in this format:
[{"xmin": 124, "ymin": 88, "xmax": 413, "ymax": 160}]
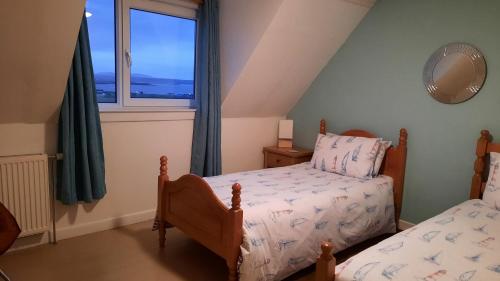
[
  {"xmin": 85, "ymin": 0, "xmax": 197, "ymax": 108},
  {"xmin": 86, "ymin": 0, "xmax": 116, "ymax": 103}
]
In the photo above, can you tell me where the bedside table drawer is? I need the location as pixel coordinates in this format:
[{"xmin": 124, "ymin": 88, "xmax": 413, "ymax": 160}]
[
  {"xmin": 263, "ymin": 146, "xmax": 313, "ymax": 169},
  {"xmin": 266, "ymin": 153, "xmax": 295, "ymax": 168}
]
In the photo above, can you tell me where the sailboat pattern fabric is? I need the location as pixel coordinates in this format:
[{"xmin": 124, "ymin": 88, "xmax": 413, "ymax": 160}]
[
  {"xmin": 310, "ymin": 133, "xmax": 381, "ymax": 179},
  {"xmin": 372, "ymin": 140, "xmax": 392, "ymax": 177},
  {"xmin": 204, "ymin": 163, "xmax": 396, "ymax": 281},
  {"xmin": 334, "ymin": 199, "xmax": 500, "ymax": 281},
  {"xmin": 483, "ymin": 152, "xmax": 500, "ymax": 210}
]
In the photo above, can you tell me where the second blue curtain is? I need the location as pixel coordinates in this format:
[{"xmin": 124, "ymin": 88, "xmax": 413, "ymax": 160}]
[{"xmin": 190, "ymin": 0, "xmax": 222, "ymax": 177}]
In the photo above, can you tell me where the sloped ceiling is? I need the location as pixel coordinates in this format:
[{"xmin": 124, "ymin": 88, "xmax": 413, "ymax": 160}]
[
  {"xmin": 0, "ymin": 0, "xmax": 85, "ymax": 123},
  {"xmin": 0, "ymin": 0, "xmax": 371, "ymax": 122},
  {"xmin": 220, "ymin": 0, "xmax": 374, "ymax": 117},
  {"xmin": 219, "ymin": 0, "xmax": 285, "ymax": 102}
]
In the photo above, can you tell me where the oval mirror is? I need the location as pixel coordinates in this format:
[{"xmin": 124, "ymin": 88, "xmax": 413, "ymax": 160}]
[{"xmin": 423, "ymin": 43, "xmax": 486, "ymax": 104}]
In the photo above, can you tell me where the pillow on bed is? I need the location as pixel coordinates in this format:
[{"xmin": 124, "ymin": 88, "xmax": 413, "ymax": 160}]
[
  {"xmin": 483, "ymin": 152, "xmax": 500, "ymax": 210},
  {"xmin": 371, "ymin": 140, "xmax": 392, "ymax": 176},
  {"xmin": 310, "ymin": 133, "xmax": 380, "ymax": 179},
  {"xmin": 321, "ymin": 132, "xmax": 390, "ymax": 177}
]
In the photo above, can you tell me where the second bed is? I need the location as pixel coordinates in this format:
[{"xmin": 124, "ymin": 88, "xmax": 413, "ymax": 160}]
[{"xmin": 316, "ymin": 130, "xmax": 500, "ymax": 281}]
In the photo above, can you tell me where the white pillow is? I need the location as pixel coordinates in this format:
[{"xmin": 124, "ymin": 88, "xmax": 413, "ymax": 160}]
[
  {"xmin": 483, "ymin": 152, "xmax": 500, "ymax": 210},
  {"xmin": 310, "ymin": 133, "xmax": 380, "ymax": 179},
  {"xmin": 371, "ymin": 140, "xmax": 392, "ymax": 176}
]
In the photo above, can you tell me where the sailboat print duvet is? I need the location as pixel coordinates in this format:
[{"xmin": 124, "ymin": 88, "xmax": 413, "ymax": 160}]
[
  {"xmin": 204, "ymin": 162, "xmax": 396, "ymax": 281},
  {"xmin": 334, "ymin": 199, "xmax": 500, "ymax": 281}
]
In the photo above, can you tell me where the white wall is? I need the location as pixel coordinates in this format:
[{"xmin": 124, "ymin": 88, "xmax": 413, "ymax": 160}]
[
  {"xmin": 1, "ymin": 112, "xmax": 194, "ymax": 247},
  {"xmin": 54, "ymin": 112, "xmax": 195, "ymax": 239},
  {"xmin": 0, "ymin": 123, "xmax": 57, "ymax": 156},
  {"xmin": 1, "ymin": 114, "xmax": 282, "ymax": 248},
  {"xmin": 222, "ymin": 117, "xmax": 283, "ymax": 174}
]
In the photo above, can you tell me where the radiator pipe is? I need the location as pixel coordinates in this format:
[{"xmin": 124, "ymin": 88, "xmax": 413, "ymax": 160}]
[{"xmin": 49, "ymin": 153, "xmax": 63, "ymax": 244}]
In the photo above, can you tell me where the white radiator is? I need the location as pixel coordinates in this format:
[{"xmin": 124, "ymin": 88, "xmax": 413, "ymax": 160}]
[{"xmin": 0, "ymin": 154, "xmax": 51, "ymax": 237}]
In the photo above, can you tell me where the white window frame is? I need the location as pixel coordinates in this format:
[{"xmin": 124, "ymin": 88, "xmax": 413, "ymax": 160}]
[{"xmin": 97, "ymin": 0, "xmax": 198, "ymax": 111}]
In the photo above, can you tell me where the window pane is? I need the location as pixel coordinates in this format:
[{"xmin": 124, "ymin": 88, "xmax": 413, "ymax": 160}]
[
  {"xmin": 130, "ymin": 9, "xmax": 196, "ymax": 100},
  {"xmin": 86, "ymin": 0, "xmax": 116, "ymax": 103}
]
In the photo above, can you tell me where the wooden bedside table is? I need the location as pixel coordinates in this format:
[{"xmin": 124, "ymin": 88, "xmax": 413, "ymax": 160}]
[{"xmin": 263, "ymin": 146, "xmax": 313, "ymax": 168}]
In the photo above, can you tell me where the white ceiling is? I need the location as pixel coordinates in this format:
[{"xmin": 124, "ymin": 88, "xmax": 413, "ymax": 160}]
[
  {"xmin": 220, "ymin": 0, "xmax": 374, "ymax": 117},
  {"xmin": 0, "ymin": 1, "xmax": 85, "ymax": 123}
]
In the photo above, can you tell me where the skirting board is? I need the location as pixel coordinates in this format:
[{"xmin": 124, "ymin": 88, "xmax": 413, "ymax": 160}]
[
  {"xmin": 9, "ymin": 209, "xmax": 156, "ymax": 252},
  {"xmin": 56, "ymin": 209, "xmax": 157, "ymax": 241},
  {"xmin": 398, "ymin": 219, "xmax": 415, "ymax": 231}
]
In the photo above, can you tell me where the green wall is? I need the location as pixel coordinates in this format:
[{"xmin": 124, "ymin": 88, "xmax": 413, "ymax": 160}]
[{"xmin": 289, "ymin": 0, "xmax": 500, "ymax": 223}]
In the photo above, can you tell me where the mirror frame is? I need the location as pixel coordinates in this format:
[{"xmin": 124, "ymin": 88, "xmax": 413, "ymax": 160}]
[{"xmin": 423, "ymin": 42, "xmax": 486, "ymax": 104}]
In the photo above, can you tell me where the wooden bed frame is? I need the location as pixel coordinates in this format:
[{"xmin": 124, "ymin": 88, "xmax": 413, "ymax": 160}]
[
  {"xmin": 315, "ymin": 129, "xmax": 495, "ymax": 281},
  {"xmin": 470, "ymin": 130, "xmax": 498, "ymax": 200},
  {"xmin": 156, "ymin": 119, "xmax": 408, "ymax": 281}
]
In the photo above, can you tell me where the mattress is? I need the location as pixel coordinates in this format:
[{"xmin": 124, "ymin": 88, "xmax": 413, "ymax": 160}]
[
  {"xmin": 335, "ymin": 199, "xmax": 500, "ymax": 281},
  {"xmin": 205, "ymin": 163, "xmax": 396, "ymax": 281}
]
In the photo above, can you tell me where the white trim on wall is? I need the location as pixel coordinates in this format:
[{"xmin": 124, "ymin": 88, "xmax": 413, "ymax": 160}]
[
  {"xmin": 10, "ymin": 209, "xmax": 156, "ymax": 252},
  {"xmin": 99, "ymin": 109, "xmax": 195, "ymax": 122},
  {"xmin": 56, "ymin": 209, "xmax": 156, "ymax": 241}
]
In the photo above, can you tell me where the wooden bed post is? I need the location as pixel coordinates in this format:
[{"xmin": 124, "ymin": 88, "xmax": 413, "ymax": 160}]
[
  {"xmin": 320, "ymin": 119, "xmax": 326, "ymax": 135},
  {"xmin": 316, "ymin": 242, "xmax": 335, "ymax": 281},
  {"xmin": 394, "ymin": 128, "xmax": 408, "ymax": 227},
  {"xmin": 470, "ymin": 130, "xmax": 490, "ymax": 199},
  {"xmin": 158, "ymin": 156, "xmax": 169, "ymax": 248},
  {"xmin": 399, "ymin": 128, "xmax": 408, "ymax": 147},
  {"xmin": 227, "ymin": 183, "xmax": 243, "ymax": 281}
]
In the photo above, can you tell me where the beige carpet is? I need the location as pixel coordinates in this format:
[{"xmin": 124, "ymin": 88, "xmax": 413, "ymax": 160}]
[{"xmin": 0, "ymin": 221, "xmax": 315, "ymax": 281}]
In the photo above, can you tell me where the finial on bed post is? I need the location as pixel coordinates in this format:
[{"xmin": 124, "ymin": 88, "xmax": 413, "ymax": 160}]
[
  {"xmin": 320, "ymin": 242, "xmax": 333, "ymax": 261},
  {"xmin": 316, "ymin": 242, "xmax": 335, "ymax": 281},
  {"xmin": 160, "ymin": 156, "xmax": 169, "ymax": 180},
  {"xmin": 231, "ymin": 183, "xmax": 241, "ymax": 210},
  {"xmin": 320, "ymin": 119, "xmax": 326, "ymax": 135},
  {"xmin": 158, "ymin": 156, "xmax": 169, "ymax": 248},
  {"xmin": 470, "ymin": 130, "xmax": 490, "ymax": 199},
  {"xmin": 399, "ymin": 128, "xmax": 408, "ymax": 147}
]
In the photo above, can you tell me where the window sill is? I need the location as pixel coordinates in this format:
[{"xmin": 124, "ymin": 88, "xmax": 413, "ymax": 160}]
[{"xmin": 99, "ymin": 107, "xmax": 196, "ymax": 123}]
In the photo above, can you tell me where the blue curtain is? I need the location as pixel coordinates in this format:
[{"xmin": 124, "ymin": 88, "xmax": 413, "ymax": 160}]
[
  {"xmin": 57, "ymin": 13, "xmax": 106, "ymax": 205},
  {"xmin": 190, "ymin": 0, "xmax": 222, "ymax": 177}
]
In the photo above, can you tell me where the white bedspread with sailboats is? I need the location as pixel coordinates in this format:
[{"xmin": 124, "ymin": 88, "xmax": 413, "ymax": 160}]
[
  {"xmin": 334, "ymin": 199, "xmax": 500, "ymax": 281},
  {"xmin": 205, "ymin": 163, "xmax": 396, "ymax": 281}
]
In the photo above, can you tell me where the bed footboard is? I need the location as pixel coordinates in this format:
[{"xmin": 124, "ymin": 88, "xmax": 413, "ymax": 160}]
[
  {"xmin": 157, "ymin": 156, "xmax": 243, "ymax": 281},
  {"xmin": 316, "ymin": 242, "xmax": 336, "ymax": 281}
]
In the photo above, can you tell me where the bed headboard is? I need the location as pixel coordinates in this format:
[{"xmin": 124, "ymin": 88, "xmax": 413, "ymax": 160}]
[
  {"xmin": 319, "ymin": 119, "xmax": 408, "ymax": 227},
  {"xmin": 470, "ymin": 130, "xmax": 500, "ymax": 200}
]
